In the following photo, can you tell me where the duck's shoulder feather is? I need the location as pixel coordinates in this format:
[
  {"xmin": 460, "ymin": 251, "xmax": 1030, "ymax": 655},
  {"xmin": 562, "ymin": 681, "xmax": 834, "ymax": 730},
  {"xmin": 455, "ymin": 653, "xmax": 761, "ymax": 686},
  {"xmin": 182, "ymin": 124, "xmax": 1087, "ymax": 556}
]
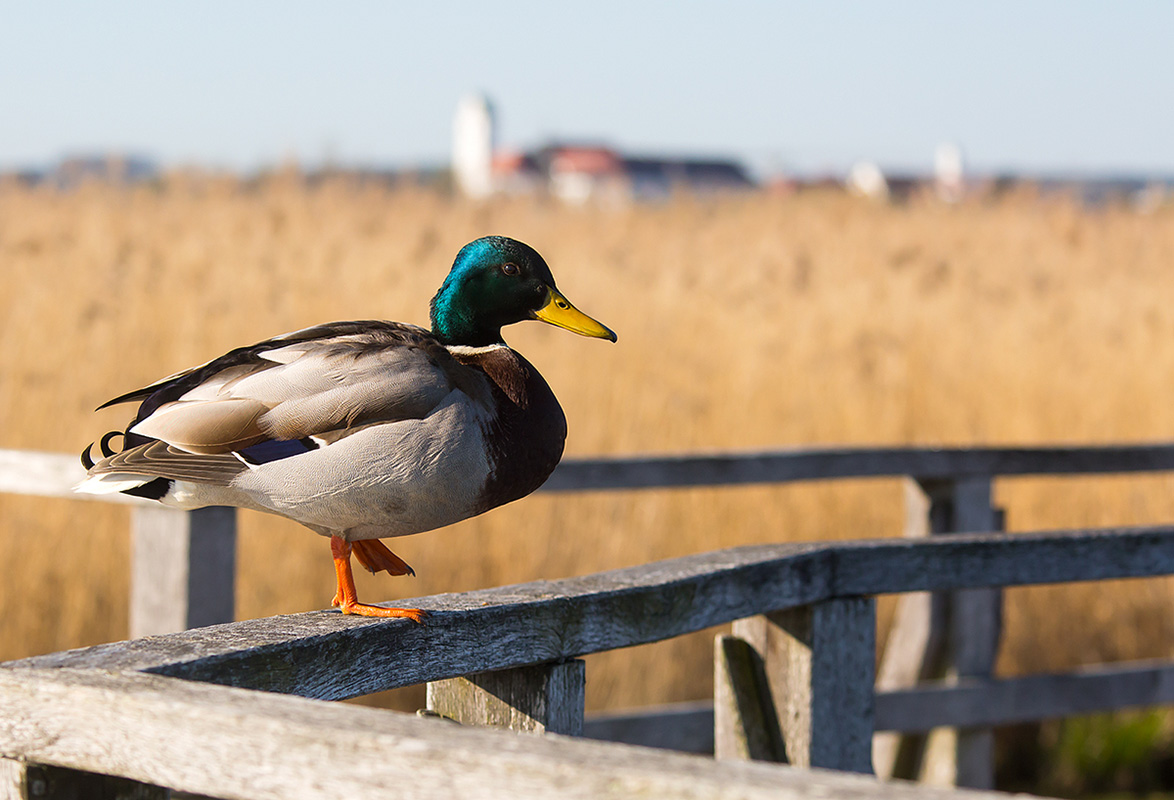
[{"xmin": 103, "ymin": 320, "xmax": 465, "ymax": 419}]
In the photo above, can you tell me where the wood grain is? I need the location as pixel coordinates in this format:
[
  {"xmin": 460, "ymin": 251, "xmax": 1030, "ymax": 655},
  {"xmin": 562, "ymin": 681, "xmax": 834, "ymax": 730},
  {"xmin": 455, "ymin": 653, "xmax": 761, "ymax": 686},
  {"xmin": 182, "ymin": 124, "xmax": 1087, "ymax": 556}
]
[
  {"xmin": 11, "ymin": 527, "xmax": 1174, "ymax": 701},
  {"xmin": 0, "ymin": 668, "xmax": 1018, "ymax": 800}
]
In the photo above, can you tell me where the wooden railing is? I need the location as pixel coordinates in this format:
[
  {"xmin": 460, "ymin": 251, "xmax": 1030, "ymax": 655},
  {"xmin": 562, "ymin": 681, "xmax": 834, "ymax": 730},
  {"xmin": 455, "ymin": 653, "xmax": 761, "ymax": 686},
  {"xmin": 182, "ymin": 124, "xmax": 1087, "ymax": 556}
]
[{"xmin": 2, "ymin": 444, "xmax": 1174, "ymax": 799}]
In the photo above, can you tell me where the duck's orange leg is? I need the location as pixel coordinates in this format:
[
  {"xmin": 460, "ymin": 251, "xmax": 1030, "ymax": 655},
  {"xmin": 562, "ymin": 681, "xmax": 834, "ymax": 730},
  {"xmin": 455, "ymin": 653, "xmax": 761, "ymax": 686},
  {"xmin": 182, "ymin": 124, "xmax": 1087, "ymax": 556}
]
[{"xmin": 330, "ymin": 536, "xmax": 427, "ymax": 623}]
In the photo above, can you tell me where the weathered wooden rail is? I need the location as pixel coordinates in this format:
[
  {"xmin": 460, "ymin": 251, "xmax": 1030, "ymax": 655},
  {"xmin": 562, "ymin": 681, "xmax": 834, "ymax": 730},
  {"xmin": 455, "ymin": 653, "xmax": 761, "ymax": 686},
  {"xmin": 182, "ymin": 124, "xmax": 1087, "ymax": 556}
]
[
  {"xmin": 2, "ymin": 528, "xmax": 1174, "ymax": 798},
  {"xmin": 2, "ymin": 444, "xmax": 1174, "ymax": 799}
]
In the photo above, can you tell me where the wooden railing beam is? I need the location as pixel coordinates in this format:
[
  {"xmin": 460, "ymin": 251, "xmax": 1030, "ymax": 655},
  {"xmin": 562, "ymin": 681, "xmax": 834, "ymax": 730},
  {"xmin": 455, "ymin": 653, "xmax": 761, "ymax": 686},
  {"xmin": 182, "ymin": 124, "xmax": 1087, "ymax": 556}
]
[
  {"xmin": 540, "ymin": 444, "xmax": 1174, "ymax": 492},
  {"xmin": 601, "ymin": 654, "xmax": 1174, "ymax": 753},
  {"xmin": 5, "ymin": 668, "xmax": 1010, "ymax": 800},
  {"xmin": 12, "ymin": 527, "xmax": 1174, "ymax": 701},
  {"xmin": 11, "ymin": 444, "xmax": 1174, "ymax": 500}
]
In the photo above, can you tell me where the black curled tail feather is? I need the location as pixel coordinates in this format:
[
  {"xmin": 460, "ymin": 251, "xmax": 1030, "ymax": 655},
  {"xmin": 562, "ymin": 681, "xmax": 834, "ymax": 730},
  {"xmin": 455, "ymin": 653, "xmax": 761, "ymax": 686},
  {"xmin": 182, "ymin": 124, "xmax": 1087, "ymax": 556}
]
[
  {"xmin": 80, "ymin": 430, "xmax": 130, "ymax": 470},
  {"xmin": 80, "ymin": 429, "xmax": 173, "ymax": 500},
  {"xmin": 100, "ymin": 431, "xmax": 124, "ymax": 457}
]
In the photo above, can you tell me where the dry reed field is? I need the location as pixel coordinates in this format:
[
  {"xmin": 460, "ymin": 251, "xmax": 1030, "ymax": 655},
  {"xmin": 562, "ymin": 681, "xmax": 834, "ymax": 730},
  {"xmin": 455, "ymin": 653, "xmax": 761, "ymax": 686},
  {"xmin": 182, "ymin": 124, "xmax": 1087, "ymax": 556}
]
[{"xmin": 2, "ymin": 176, "xmax": 1173, "ymax": 716}]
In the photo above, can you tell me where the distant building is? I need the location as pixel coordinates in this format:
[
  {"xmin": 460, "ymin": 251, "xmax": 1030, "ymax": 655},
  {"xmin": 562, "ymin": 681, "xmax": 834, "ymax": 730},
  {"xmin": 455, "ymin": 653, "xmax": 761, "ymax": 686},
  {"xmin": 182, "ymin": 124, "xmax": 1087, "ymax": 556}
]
[
  {"xmin": 453, "ymin": 96, "xmax": 755, "ymax": 201},
  {"xmin": 846, "ymin": 159, "xmax": 934, "ymax": 203},
  {"xmin": 623, "ymin": 156, "xmax": 755, "ymax": 199},
  {"xmin": 490, "ymin": 150, "xmax": 543, "ymax": 195},
  {"xmin": 537, "ymin": 145, "xmax": 627, "ymax": 204},
  {"xmin": 52, "ymin": 154, "xmax": 157, "ymax": 188}
]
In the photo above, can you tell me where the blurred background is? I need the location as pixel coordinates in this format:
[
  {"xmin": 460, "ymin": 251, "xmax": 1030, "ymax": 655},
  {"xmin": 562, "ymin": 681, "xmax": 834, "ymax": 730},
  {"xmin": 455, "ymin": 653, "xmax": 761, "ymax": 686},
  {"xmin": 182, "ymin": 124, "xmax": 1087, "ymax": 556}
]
[{"xmin": 3, "ymin": 2, "xmax": 1174, "ymax": 795}]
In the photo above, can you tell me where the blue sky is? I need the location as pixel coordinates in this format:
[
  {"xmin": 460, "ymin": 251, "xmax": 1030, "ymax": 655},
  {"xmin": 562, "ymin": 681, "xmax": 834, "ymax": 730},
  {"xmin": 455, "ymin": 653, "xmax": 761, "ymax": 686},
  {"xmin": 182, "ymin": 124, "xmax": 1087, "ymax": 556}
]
[{"xmin": 2, "ymin": 2, "xmax": 1172, "ymax": 176}]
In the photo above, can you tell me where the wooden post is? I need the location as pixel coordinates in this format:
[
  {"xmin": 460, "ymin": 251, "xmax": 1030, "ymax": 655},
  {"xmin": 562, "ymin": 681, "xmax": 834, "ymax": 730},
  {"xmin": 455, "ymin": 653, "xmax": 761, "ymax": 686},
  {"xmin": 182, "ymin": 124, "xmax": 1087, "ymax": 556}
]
[
  {"xmin": 874, "ymin": 477, "xmax": 1002, "ymax": 789},
  {"xmin": 728, "ymin": 597, "xmax": 876, "ymax": 774},
  {"xmin": 131, "ymin": 506, "xmax": 236, "ymax": 638},
  {"xmin": 426, "ymin": 660, "xmax": 586, "ymax": 736},
  {"xmin": 714, "ymin": 634, "xmax": 785, "ymax": 761},
  {"xmin": 0, "ymin": 760, "xmax": 20, "ymax": 800},
  {"xmin": 873, "ymin": 480, "xmax": 949, "ymax": 780},
  {"xmin": 1, "ymin": 761, "xmax": 168, "ymax": 800},
  {"xmin": 944, "ymin": 479, "xmax": 1002, "ymax": 790}
]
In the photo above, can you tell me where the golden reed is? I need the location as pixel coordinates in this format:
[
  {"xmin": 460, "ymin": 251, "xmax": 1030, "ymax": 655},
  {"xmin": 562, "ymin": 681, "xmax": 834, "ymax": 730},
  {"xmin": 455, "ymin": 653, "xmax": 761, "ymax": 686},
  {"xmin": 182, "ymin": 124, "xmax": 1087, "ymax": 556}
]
[{"xmin": 1, "ymin": 175, "xmax": 1172, "ymax": 710}]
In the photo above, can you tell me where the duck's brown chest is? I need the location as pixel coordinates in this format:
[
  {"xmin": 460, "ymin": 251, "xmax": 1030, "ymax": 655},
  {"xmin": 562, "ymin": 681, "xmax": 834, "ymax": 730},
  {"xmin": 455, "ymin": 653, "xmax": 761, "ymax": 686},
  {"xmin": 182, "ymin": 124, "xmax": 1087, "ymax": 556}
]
[{"xmin": 455, "ymin": 347, "xmax": 567, "ymax": 512}]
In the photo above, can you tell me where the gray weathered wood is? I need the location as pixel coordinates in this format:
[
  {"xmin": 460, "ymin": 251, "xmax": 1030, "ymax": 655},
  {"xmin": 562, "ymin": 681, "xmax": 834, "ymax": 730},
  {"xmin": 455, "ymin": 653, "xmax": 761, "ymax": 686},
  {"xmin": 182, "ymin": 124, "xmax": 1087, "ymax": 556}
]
[
  {"xmin": 875, "ymin": 478, "xmax": 1002, "ymax": 788},
  {"xmin": 0, "ymin": 759, "xmax": 20, "ymax": 800},
  {"xmin": 11, "ymin": 445, "xmax": 1174, "ymax": 502},
  {"xmin": 945, "ymin": 479, "xmax": 1002, "ymax": 790},
  {"xmin": 713, "ymin": 635, "xmax": 785, "ymax": 761},
  {"xmin": 0, "ymin": 449, "xmax": 150, "ymax": 505},
  {"xmin": 581, "ymin": 701, "xmax": 714, "ymax": 753},
  {"xmin": 573, "ymin": 651, "xmax": 1174, "ymax": 755},
  {"xmin": 12, "ymin": 527, "xmax": 1174, "ymax": 700},
  {"xmin": 873, "ymin": 480, "xmax": 949, "ymax": 780},
  {"xmin": 132, "ymin": 506, "xmax": 236, "ymax": 637},
  {"xmin": 875, "ymin": 659, "xmax": 1174, "ymax": 732},
  {"xmin": 540, "ymin": 444, "xmax": 1174, "ymax": 492},
  {"xmin": 575, "ymin": 652, "xmax": 1174, "ymax": 753},
  {"xmin": 426, "ymin": 660, "xmax": 585, "ymax": 736},
  {"xmin": 917, "ymin": 479, "xmax": 1001, "ymax": 789},
  {"xmin": 733, "ymin": 598, "xmax": 876, "ymax": 774},
  {"xmin": 0, "ymin": 668, "xmax": 1020, "ymax": 800}
]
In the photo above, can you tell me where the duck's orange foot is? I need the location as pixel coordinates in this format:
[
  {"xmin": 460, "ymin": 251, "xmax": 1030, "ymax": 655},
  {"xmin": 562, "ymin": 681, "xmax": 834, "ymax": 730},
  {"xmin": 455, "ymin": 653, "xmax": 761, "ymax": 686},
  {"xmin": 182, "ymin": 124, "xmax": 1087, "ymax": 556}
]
[
  {"xmin": 330, "ymin": 535, "xmax": 426, "ymax": 623},
  {"xmin": 351, "ymin": 538, "xmax": 415, "ymax": 576},
  {"xmin": 336, "ymin": 601, "xmax": 427, "ymax": 624}
]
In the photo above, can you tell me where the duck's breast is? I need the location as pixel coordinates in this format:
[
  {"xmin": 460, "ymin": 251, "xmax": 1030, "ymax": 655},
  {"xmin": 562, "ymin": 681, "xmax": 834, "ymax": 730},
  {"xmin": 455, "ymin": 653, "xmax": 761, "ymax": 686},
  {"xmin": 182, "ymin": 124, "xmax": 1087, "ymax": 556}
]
[{"xmin": 450, "ymin": 346, "xmax": 568, "ymax": 514}]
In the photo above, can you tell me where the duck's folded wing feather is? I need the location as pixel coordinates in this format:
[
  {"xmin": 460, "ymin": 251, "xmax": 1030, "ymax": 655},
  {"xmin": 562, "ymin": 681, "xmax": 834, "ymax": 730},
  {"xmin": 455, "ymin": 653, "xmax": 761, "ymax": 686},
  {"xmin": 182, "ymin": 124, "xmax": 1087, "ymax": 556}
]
[
  {"xmin": 94, "ymin": 440, "xmax": 245, "ymax": 485},
  {"xmin": 128, "ymin": 336, "xmax": 467, "ymax": 456}
]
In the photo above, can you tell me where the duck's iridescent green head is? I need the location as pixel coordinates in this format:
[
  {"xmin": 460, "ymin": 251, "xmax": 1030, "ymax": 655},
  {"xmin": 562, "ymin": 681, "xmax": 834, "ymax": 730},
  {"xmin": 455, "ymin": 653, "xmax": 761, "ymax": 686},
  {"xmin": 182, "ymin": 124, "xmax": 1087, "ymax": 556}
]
[{"xmin": 430, "ymin": 236, "xmax": 616, "ymax": 347}]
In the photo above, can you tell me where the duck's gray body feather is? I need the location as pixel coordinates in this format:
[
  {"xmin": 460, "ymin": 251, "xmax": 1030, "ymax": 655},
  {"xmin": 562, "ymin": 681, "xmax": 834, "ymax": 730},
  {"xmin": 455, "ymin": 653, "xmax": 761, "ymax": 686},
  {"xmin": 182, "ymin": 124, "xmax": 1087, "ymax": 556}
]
[{"xmin": 79, "ymin": 321, "xmax": 567, "ymax": 541}]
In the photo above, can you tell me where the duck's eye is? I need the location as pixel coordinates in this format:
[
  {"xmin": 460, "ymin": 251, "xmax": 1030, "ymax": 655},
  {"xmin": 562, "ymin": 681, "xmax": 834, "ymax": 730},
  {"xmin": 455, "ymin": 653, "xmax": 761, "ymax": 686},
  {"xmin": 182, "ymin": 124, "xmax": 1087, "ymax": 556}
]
[{"xmin": 501, "ymin": 263, "xmax": 520, "ymax": 276}]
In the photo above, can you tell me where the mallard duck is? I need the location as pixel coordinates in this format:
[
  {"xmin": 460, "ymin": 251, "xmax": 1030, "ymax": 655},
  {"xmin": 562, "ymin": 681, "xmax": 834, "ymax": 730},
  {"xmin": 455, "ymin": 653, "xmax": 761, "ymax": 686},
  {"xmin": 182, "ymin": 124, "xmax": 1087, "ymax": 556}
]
[{"xmin": 78, "ymin": 236, "xmax": 615, "ymax": 621}]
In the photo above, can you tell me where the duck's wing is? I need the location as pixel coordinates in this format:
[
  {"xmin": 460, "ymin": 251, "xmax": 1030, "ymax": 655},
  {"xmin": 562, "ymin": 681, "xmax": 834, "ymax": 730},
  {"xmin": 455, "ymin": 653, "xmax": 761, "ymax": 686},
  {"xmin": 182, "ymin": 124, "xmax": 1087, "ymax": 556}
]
[{"xmin": 83, "ymin": 321, "xmax": 479, "ymax": 486}]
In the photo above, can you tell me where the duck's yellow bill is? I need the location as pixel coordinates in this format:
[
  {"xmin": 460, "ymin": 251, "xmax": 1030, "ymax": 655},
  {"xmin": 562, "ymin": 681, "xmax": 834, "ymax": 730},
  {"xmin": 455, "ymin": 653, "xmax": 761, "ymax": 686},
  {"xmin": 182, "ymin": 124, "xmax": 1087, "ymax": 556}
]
[{"xmin": 534, "ymin": 287, "xmax": 617, "ymax": 342}]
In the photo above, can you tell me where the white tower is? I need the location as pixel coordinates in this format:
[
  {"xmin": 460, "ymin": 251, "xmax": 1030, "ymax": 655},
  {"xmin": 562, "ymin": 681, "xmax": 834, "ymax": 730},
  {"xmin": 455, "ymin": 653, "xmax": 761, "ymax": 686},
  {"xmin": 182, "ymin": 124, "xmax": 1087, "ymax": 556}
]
[
  {"xmin": 934, "ymin": 143, "xmax": 965, "ymax": 202},
  {"xmin": 452, "ymin": 94, "xmax": 495, "ymax": 198}
]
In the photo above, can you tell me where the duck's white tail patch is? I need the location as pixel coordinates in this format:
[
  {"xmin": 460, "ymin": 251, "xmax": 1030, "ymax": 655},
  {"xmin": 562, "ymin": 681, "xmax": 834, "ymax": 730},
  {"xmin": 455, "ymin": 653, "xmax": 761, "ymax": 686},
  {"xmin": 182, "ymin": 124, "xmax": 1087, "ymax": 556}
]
[{"xmin": 74, "ymin": 473, "xmax": 154, "ymax": 495}]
